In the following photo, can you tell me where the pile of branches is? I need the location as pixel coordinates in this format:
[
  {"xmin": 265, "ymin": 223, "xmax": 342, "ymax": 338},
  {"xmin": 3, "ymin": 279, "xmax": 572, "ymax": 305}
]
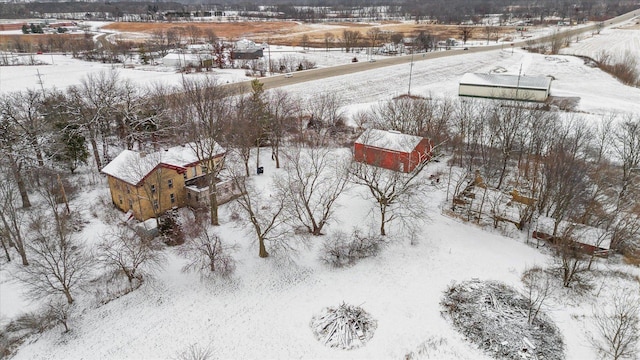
[
  {"xmin": 310, "ymin": 303, "xmax": 377, "ymax": 350},
  {"xmin": 440, "ymin": 279, "xmax": 564, "ymax": 360}
]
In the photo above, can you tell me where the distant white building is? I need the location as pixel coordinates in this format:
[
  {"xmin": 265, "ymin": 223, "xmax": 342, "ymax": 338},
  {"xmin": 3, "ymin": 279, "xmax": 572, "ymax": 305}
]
[
  {"xmin": 458, "ymin": 73, "xmax": 552, "ymax": 102},
  {"xmin": 162, "ymin": 53, "xmax": 212, "ymax": 68},
  {"xmin": 187, "ymin": 43, "xmax": 213, "ymax": 53},
  {"xmin": 232, "ymin": 39, "xmax": 263, "ymax": 60}
]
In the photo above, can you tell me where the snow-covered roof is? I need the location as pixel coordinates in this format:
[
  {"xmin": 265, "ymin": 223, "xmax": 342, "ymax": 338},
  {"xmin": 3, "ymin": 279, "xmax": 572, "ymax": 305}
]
[
  {"xmin": 235, "ymin": 38, "xmax": 260, "ymax": 51},
  {"xmin": 163, "ymin": 53, "xmax": 211, "ymax": 61},
  {"xmin": 355, "ymin": 128, "xmax": 425, "ymax": 153},
  {"xmin": 535, "ymin": 216, "xmax": 611, "ymax": 249},
  {"xmin": 460, "ymin": 73, "xmax": 552, "ymax": 90},
  {"xmin": 101, "ymin": 143, "xmax": 224, "ymax": 185}
]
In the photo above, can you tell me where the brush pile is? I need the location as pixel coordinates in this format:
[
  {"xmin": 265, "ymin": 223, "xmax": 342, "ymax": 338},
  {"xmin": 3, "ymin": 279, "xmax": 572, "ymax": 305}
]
[{"xmin": 310, "ymin": 303, "xmax": 377, "ymax": 350}]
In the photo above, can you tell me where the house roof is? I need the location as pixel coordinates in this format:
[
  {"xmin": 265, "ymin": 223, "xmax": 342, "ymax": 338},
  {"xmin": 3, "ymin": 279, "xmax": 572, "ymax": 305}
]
[
  {"xmin": 101, "ymin": 143, "xmax": 225, "ymax": 186},
  {"xmin": 460, "ymin": 73, "xmax": 552, "ymax": 90},
  {"xmin": 535, "ymin": 216, "xmax": 611, "ymax": 249},
  {"xmin": 355, "ymin": 128, "xmax": 425, "ymax": 153}
]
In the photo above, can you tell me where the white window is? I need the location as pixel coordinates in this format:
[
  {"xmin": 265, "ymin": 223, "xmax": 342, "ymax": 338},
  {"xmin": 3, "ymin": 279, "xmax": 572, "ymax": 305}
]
[
  {"xmin": 168, "ymin": 179, "xmax": 173, "ymax": 189},
  {"xmin": 170, "ymin": 193, "xmax": 176, "ymax": 204}
]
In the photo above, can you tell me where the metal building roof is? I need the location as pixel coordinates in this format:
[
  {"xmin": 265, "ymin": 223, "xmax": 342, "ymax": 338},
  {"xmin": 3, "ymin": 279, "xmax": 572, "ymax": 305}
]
[
  {"xmin": 460, "ymin": 73, "xmax": 552, "ymax": 90},
  {"xmin": 355, "ymin": 128, "xmax": 424, "ymax": 153}
]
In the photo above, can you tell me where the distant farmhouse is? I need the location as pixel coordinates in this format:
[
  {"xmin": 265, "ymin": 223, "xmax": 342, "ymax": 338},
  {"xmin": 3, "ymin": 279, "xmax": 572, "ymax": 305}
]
[
  {"xmin": 231, "ymin": 39, "xmax": 263, "ymax": 60},
  {"xmin": 459, "ymin": 73, "xmax": 552, "ymax": 102},
  {"xmin": 354, "ymin": 129, "xmax": 433, "ymax": 173},
  {"xmin": 101, "ymin": 144, "xmax": 225, "ymax": 221}
]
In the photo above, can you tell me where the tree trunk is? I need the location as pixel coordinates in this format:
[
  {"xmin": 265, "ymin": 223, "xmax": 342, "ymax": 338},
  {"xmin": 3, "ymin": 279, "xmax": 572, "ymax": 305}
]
[
  {"xmin": 8, "ymin": 154, "xmax": 30, "ymax": 208},
  {"xmin": 0, "ymin": 208, "xmax": 28, "ymax": 265},
  {"xmin": 63, "ymin": 289, "xmax": 74, "ymax": 304},
  {"xmin": 380, "ymin": 205, "xmax": 387, "ymax": 236},
  {"xmin": 258, "ymin": 236, "xmax": 269, "ymax": 258},
  {"xmin": 0, "ymin": 235, "xmax": 11, "ymax": 262},
  {"xmin": 209, "ymin": 180, "xmax": 219, "ymax": 226},
  {"xmin": 88, "ymin": 125, "xmax": 102, "ymax": 171}
]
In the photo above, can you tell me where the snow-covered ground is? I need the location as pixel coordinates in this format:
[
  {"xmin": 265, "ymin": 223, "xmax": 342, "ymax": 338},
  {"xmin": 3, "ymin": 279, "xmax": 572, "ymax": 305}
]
[
  {"xmin": 1, "ymin": 17, "xmax": 640, "ymax": 360},
  {"xmin": 560, "ymin": 19, "xmax": 640, "ymax": 72}
]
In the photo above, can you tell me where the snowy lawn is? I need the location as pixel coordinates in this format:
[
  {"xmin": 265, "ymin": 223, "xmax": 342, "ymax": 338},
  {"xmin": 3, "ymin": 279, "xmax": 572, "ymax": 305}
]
[{"xmin": 6, "ymin": 150, "xmax": 554, "ymax": 360}]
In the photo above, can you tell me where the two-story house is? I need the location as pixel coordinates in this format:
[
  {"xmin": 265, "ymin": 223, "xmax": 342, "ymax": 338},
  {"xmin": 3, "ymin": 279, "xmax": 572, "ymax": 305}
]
[{"xmin": 101, "ymin": 143, "xmax": 225, "ymax": 221}]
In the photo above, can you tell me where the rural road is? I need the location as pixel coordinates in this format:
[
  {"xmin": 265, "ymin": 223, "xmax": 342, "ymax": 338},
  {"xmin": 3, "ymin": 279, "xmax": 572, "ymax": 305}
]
[{"xmin": 228, "ymin": 8, "xmax": 639, "ymax": 94}]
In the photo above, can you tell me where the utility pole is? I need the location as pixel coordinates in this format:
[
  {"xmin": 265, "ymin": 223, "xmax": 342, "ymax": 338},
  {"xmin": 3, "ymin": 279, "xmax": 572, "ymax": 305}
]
[
  {"xmin": 515, "ymin": 63, "xmax": 522, "ymax": 100},
  {"xmin": 36, "ymin": 69, "xmax": 46, "ymax": 96},
  {"xmin": 407, "ymin": 51, "xmax": 414, "ymax": 96}
]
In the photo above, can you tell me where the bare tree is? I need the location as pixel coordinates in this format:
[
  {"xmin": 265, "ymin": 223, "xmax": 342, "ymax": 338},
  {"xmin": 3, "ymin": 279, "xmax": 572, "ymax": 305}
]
[
  {"xmin": 67, "ymin": 70, "xmax": 122, "ymax": 171},
  {"xmin": 0, "ymin": 174, "xmax": 28, "ymax": 265},
  {"xmin": 459, "ymin": 26, "xmax": 474, "ymax": 45},
  {"xmin": 483, "ymin": 26, "xmax": 499, "ymax": 44},
  {"xmin": 96, "ymin": 226, "xmax": 164, "ymax": 285},
  {"xmin": 539, "ymin": 122, "xmax": 590, "ymax": 234},
  {"xmin": 521, "ymin": 265, "xmax": 554, "ymax": 325},
  {"xmin": 591, "ymin": 290, "xmax": 640, "ymax": 360},
  {"xmin": 553, "ymin": 229, "xmax": 590, "ymax": 288},
  {"xmin": 264, "ymin": 89, "xmax": 298, "ymax": 169},
  {"xmin": 0, "ymin": 93, "xmax": 33, "ymax": 208},
  {"xmin": 203, "ymin": 28, "xmax": 217, "ymax": 44},
  {"xmin": 341, "ymin": 30, "xmax": 361, "ymax": 53},
  {"xmin": 366, "ymin": 27, "xmax": 382, "ymax": 52},
  {"xmin": 276, "ymin": 147, "xmax": 351, "ymax": 236},
  {"xmin": 305, "ymin": 92, "xmax": 346, "ymax": 144},
  {"xmin": 18, "ymin": 211, "xmax": 90, "ymax": 304},
  {"xmin": 179, "ymin": 75, "xmax": 232, "ymax": 226},
  {"xmin": 1, "ymin": 89, "xmax": 48, "ymax": 168},
  {"xmin": 323, "ymin": 32, "xmax": 334, "ymax": 52},
  {"xmin": 300, "ymin": 34, "xmax": 310, "ymax": 50},
  {"xmin": 612, "ymin": 115, "xmax": 640, "ymax": 204},
  {"xmin": 350, "ymin": 157, "xmax": 431, "ymax": 236},
  {"xmin": 185, "ymin": 25, "xmax": 202, "ymax": 44},
  {"xmin": 230, "ymin": 162, "xmax": 290, "ymax": 258},
  {"xmin": 178, "ymin": 227, "xmax": 235, "ymax": 277}
]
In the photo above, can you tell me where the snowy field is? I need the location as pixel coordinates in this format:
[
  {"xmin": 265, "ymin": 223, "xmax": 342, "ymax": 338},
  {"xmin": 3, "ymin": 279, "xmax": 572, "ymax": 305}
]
[
  {"xmin": 1, "ymin": 18, "xmax": 640, "ymax": 360},
  {"xmin": 560, "ymin": 19, "xmax": 640, "ymax": 71}
]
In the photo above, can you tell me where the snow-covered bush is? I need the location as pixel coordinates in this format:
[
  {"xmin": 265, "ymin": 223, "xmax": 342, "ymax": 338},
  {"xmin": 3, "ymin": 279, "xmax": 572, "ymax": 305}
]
[
  {"xmin": 320, "ymin": 229, "xmax": 386, "ymax": 268},
  {"xmin": 0, "ymin": 301, "xmax": 70, "ymax": 357},
  {"xmin": 159, "ymin": 211, "xmax": 185, "ymax": 246},
  {"xmin": 440, "ymin": 279, "xmax": 564, "ymax": 360},
  {"xmin": 310, "ymin": 303, "xmax": 377, "ymax": 350}
]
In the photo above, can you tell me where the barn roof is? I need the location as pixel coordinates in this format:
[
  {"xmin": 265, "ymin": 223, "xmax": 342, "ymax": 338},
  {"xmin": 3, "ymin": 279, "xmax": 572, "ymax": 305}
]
[
  {"xmin": 535, "ymin": 216, "xmax": 611, "ymax": 249},
  {"xmin": 101, "ymin": 143, "xmax": 224, "ymax": 185},
  {"xmin": 460, "ymin": 73, "xmax": 552, "ymax": 90},
  {"xmin": 355, "ymin": 128, "xmax": 424, "ymax": 153}
]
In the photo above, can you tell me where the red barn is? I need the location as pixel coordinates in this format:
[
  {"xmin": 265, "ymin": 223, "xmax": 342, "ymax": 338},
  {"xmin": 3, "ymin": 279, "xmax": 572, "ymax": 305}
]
[{"xmin": 354, "ymin": 129, "xmax": 433, "ymax": 173}]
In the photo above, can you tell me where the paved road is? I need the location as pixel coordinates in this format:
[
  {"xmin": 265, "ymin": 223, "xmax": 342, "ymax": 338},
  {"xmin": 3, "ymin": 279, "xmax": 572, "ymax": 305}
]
[{"xmin": 228, "ymin": 8, "xmax": 639, "ymax": 94}]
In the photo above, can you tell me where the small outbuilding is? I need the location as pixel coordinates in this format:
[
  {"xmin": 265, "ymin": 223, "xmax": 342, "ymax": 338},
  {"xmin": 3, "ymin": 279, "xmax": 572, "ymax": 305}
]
[
  {"xmin": 354, "ymin": 129, "xmax": 433, "ymax": 173},
  {"xmin": 459, "ymin": 73, "xmax": 552, "ymax": 102}
]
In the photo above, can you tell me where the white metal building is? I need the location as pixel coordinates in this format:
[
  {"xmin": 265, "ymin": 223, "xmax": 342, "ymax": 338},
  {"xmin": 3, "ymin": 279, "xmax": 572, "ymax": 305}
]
[
  {"xmin": 459, "ymin": 73, "xmax": 552, "ymax": 102},
  {"xmin": 162, "ymin": 53, "xmax": 212, "ymax": 68}
]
